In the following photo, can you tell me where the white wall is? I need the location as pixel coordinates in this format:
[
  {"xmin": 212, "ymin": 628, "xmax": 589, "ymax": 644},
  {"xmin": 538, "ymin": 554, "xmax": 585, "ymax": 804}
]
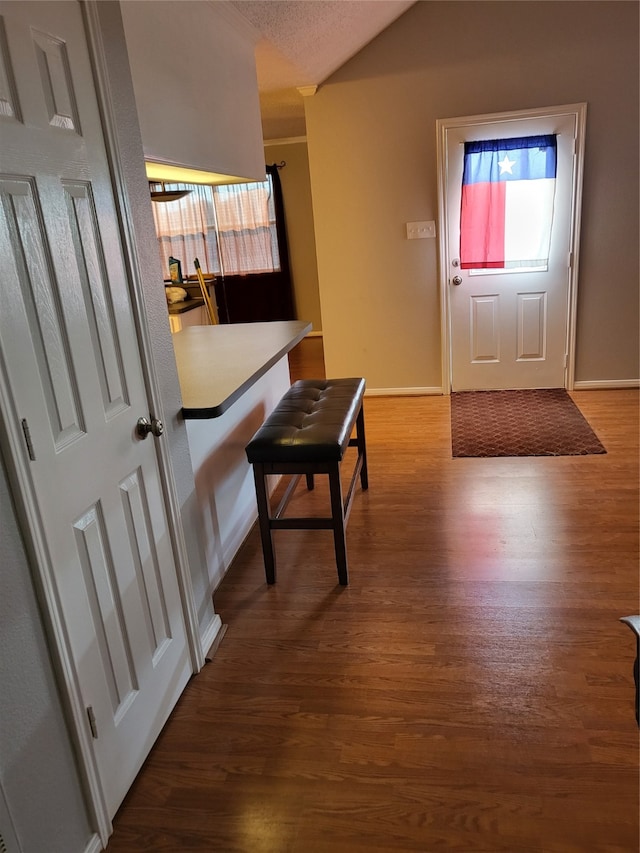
[
  {"xmin": 121, "ymin": 0, "xmax": 265, "ymax": 181},
  {"xmin": 187, "ymin": 356, "xmax": 291, "ymax": 592},
  {"xmin": 306, "ymin": 1, "xmax": 639, "ymax": 391}
]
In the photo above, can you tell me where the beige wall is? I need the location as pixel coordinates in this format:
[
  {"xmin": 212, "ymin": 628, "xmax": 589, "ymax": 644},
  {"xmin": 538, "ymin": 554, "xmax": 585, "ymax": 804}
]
[
  {"xmin": 305, "ymin": 0, "xmax": 639, "ymax": 391},
  {"xmin": 265, "ymin": 140, "xmax": 323, "ymax": 331}
]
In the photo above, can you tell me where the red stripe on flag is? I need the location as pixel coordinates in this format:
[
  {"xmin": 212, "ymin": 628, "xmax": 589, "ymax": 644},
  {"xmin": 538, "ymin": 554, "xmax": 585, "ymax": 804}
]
[{"xmin": 460, "ymin": 181, "xmax": 506, "ymax": 269}]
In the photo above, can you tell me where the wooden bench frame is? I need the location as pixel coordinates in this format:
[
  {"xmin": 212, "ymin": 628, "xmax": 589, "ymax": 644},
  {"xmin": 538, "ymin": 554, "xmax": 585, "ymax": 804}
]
[{"xmin": 250, "ymin": 402, "xmax": 368, "ymax": 586}]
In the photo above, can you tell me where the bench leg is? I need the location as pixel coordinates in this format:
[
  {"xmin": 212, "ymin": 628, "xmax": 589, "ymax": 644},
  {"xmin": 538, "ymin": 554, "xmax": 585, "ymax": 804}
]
[
  {"xmin": 328, "ymin": 464, "xmax": 349, "ymax": 585},
  {"xmin": 252, "ymin": 463, "xmax": 276, "ymax": 584},
  {"xmin": 356, "ymin": 405, "xmax": 369, "ymax": 491}
]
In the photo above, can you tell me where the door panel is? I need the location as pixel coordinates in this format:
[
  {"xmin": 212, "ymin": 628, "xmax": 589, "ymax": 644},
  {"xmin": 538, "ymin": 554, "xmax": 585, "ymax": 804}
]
[
  {"xmin": 517, "ymin": 292, "xmax": 546, "ymax": 361},
  {"xmin": 0, "ymin": 0, "xmax": 191, "ymax": 818},
  {"xmin": 64, "ymin": 180, "xmax": 131, "ymax": 416},
  {"xmin": 471, "ymin": 295, "xmax": 499, "ymax": 362},
  {"xmin": 443, "ymin": 108, "xmax": 582, "ymax": 391}
]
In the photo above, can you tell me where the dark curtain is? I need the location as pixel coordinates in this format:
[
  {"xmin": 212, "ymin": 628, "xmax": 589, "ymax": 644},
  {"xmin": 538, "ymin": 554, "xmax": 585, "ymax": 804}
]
[{"xmin": 215, "ymin": 164, "xmax": 296, "ymax": 324}]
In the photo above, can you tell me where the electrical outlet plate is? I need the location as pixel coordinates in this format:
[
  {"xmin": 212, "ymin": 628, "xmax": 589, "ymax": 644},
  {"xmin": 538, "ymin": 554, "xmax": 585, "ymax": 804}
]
[{"xmin": 406, "ymin": 220, "xmax": 436, "ymax": 239}]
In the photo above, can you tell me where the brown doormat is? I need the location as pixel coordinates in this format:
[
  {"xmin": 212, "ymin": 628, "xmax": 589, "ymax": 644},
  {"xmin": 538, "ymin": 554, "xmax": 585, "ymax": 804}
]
[{"xmin": 451, "ymin": 388, "xmax": 606, "ymax": 458}]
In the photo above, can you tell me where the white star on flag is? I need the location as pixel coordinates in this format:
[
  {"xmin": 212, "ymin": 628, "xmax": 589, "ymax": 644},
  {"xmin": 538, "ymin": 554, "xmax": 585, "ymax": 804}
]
[{"xmin": 498, "ymin": 155, "xmax": 516, "ymax": 174}]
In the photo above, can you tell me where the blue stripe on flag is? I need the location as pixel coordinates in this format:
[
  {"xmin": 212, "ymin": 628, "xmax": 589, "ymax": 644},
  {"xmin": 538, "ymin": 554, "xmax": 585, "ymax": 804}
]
[{"xmin": 463, "ymin": 134, "xmax": 557, "ymax": 185}]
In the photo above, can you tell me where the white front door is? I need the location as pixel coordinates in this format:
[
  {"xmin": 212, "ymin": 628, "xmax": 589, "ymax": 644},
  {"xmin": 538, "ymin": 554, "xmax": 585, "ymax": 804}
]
[
  {"xmin": 439, "ymin": 105, "xmax": 586, "ymax": 391},
  {"xmin": 0, "ymin": 0, "xmax": 192, "ymax": 819}
]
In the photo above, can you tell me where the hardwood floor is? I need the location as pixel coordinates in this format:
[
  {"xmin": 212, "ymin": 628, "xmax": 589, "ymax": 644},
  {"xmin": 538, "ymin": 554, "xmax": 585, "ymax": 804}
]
[
  {"xmin": 106, "ymin": 339, "xmax": 639, "ymax": 852},
  {"xmin": 286, "ymin": 334, "xmax": 326, "ymax": 381}
]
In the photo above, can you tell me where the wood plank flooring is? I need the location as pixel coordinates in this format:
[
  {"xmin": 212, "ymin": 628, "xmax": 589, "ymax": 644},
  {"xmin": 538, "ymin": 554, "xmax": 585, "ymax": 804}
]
[{"xmin": 106, "ymin": 339, "xmax": 639, "ymax": 852}]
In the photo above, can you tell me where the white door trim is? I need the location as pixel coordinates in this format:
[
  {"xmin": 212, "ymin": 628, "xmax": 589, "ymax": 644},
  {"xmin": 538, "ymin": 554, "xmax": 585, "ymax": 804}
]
[
  {"xmin": 436, "ymin": 103, "xmax": 587, "ymax": 394},
  {"xmin": 0, "ymin": 3, "xmax": 207, "ymax": 845}
]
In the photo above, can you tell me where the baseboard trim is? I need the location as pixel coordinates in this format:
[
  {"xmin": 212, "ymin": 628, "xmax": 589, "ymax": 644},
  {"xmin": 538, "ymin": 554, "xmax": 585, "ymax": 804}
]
[
  {"xmin": 85, "ymin": 833, "xmax": 103, "ymax": 853},
  {"xmin": 353, "ymin": 381, "xmax": 638, "ymax": 395},
  {"xmin": 305, "ymin": 330, "xmax": 323, "ymax": 338},
  {"xmin": 204, "ymin": 623, "xmax": 228, "ymax": 662},
  {"xmin": 199, "ymin": 613, "xmax": 223, "ymax": 666},
  {"xmin": 573, "ymin": 379, "xmax": 639, "ymax": 390},
  {"xmin": 365, "ymin": 386, "xmax": 443, "ymax": 397}
]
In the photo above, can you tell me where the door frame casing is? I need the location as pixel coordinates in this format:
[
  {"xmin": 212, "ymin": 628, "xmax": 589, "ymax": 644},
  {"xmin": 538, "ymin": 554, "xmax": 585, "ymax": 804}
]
[
  {"xmin": 436, "ymin": 103, "xmax": 587, "ymax": 394},
  {"xmin": 0, "ymin": 2, "xmax": 206, "ymax": 846}
]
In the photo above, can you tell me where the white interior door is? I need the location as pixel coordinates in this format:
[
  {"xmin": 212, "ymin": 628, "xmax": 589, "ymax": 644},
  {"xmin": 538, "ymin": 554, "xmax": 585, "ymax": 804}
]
[
  {"xmin": 440, "ymin": 106, "xmax": 585, "ymax": 391},
  {"xmin": 0, "ymin": 1, "xmax": 191, "ymax": 819}
]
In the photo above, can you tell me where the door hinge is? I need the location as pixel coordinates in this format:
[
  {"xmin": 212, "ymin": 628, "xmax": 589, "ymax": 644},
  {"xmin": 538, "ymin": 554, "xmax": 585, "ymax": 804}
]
[
  {"xmin": 21, "ymin": 418, "xmax": 36, "ymax": 461},
  {"xmin": 86, "ymin": 705, "xmax": 98, "ymax": 739}
]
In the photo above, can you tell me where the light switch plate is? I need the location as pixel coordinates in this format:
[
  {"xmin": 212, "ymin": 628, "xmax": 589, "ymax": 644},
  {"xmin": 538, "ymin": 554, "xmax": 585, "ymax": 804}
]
[{"xmin": 406, "ymin": 220, "xmax": 436, "ymax": 239}]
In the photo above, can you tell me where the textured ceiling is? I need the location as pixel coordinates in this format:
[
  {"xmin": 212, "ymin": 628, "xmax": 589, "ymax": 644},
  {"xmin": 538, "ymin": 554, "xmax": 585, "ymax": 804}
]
[{"xmin": 229, "ymin": 0, "xmax": 416, "ymax": 140}]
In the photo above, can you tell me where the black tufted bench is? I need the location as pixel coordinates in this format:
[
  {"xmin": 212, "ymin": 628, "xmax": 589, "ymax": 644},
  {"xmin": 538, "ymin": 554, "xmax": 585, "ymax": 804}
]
[{"xmin": 245, "ymin": 378, "xmax": 368, "ymax": 585}]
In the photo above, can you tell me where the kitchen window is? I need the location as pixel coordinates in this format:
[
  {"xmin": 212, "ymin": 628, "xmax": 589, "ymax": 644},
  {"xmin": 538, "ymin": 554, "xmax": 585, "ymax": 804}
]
[{"xmin": 150, "ymin": 174, "xmax": 280, "ymax": 279}]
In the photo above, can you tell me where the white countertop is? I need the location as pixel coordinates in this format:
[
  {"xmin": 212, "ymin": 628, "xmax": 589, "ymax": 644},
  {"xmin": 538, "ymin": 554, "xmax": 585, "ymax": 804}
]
[{"xmin": 172, "ymin": 320, "xmax": 311, "ymax": 418}]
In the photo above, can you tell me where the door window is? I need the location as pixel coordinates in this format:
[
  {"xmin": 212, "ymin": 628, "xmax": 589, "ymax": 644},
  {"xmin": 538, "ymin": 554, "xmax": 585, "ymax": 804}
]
[{"xmin": 460, "ymin": 134, "xmax": 558, "ymax": 272}]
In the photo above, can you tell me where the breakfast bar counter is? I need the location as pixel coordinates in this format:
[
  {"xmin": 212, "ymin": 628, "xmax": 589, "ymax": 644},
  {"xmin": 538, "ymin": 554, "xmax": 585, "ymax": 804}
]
[
  {"xmin": 172, "ymin": 320, "xmax": 311, "ymax": 418},
  {"xmin": 172, "ymin": 320, "xmax": 311, "ymax": 592}
]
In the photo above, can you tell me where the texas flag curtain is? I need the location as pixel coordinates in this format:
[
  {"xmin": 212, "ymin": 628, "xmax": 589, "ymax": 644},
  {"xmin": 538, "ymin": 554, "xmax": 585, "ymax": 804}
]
[{"xmin": 460, "ymin": 134, "xmax": 557, "ymax": 270}]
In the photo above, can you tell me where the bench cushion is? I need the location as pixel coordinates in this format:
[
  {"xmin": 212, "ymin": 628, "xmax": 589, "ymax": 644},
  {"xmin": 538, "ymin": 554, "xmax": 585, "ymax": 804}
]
[{"xmin": 246, "ymin": 378, "xmax": 365, "ymax": 464}]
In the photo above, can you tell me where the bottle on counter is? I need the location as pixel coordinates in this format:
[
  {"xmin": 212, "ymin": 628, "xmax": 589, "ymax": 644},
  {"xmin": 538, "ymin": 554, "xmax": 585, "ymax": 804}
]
[{"xmin": 168, "ymin": 256, "xmax": 183, "ymax": 284}]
